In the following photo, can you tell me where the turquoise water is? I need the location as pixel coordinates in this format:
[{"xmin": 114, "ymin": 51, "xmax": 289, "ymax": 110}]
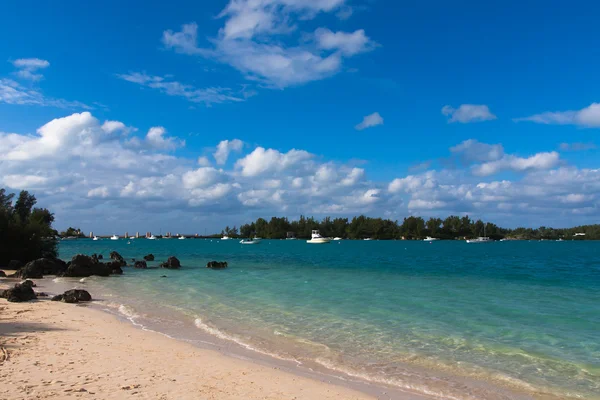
[{"xmin": 58, "ymin": 239, "xmax": 600, "ymax": 399}]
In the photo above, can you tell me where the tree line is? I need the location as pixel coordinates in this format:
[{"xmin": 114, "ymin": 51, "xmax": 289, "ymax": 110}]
[
  {"xmin": 0, "ymin": 188, "xmax": 58, "ymax": 266},
  {"xmin": 230, "ymin": 215, "xmax": 600, "ymax": 240}
]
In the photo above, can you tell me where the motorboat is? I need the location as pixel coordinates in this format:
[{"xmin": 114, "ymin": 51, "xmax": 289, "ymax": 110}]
[
  {"xmin": 333, "ymin": 237, "xmax": 342, "ymax": 241},
  {"xmin": 363, "ymin": 238, "xmax": 373, "ymax": 241},
  {"xmin": 110, "ymin": 235, "xmax": 119, "ymax": 240},
  {"xmin": 92, "ymin": 236, "xmax": 100, "ymax": 241},
  {"xmin": 240, "ymin": 238, "xmax": 261, "ymax": 245},
  {"xmin": 178, "ymin": 236, "xmax": 185, "ymax": 240},
  {"xmin": 221, "ymin": 235, "xmax": 231, "ymax": 240},
  {"xmin": 423, "ymin": 236, "xmax": 439, "ymax": 242},
  {"xmin": 147, "ymin": 235, "xmax": 157, "ymax": 240},
  {"xmin": 129, "ymin": 236, "xmax": 135, "ymax": 240},
  {"xmin": 307, "ymin": 230, "xmax": 331, "ymax": 244}
]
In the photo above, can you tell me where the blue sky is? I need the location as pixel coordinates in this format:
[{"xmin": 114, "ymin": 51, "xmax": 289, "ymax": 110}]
[{"xmin": 1, "ymin": 0, "xmax": 599, "ymax": 233}]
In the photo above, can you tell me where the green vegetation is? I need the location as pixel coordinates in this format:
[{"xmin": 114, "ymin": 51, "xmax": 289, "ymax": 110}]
[
  {"xmin": 237, "ymin": 215, "xmax": 600, "ymax": 240},
  {"xmin": 0, "ymin": 188, "xmax": 58, "ymax": 266},
  {"xmin": 60, "ymin": 227, "xmax": 85, "ymax": 238}
]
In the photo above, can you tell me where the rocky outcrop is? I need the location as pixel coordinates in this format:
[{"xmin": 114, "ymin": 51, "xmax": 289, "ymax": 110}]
[
  {"xmin": 143, "ymin": 254, "xmax": 154, "ymax": 261},
  {"xmin": 52, "ymin": 289, "xmax": 92, "ymax": 303},
  {"xmin": 104, "ymin": 261, "xmax": 123, "ymax": 275},
  {"xmin": 0, "ymin": 271, "xmax": 6, "ymax": 278},
  {"xmin": 91, "ymin": 253, "xmax": 104, "ymax": 262},
  {"xmin": 134, "ymin": 260, "xmax": 147, "ymax": 269},
  {"xmin": 160, "ymin": 256, "xmax": 181, "ymax": 269},
  {"xmin": 63, "ymin": 255, "xmax": 112, "ymax": 277},
  {"xmin": 20, "ymin": 280, "xmax": 36, "ymax": 289},
  {"xmin": 1, "ymin": 283, "xmax": 36, "ymax": 302},
  {"xmin": 15, "ymin": 258, "xmax": 67, "ymax": 279},
  {"xmin": 109, "ymin": 251, "xmax": 126, "ymax": 266},
  {"xmin": 206, "ymin": 261, "xmax": 228, "ymax": 270}
]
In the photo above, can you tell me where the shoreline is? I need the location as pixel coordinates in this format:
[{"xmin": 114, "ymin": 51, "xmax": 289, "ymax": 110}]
[{"xmin": 0, "ymin": 277, "xmax": 432, "ymax": 400}]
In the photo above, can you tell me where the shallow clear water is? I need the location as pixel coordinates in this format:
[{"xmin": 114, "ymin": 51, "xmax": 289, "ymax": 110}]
[{"xmin": 58, "ymin": 239, "xmax": 600, "ymax": 399}]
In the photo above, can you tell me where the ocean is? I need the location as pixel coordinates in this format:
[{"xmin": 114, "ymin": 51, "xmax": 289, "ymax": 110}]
[{"xmin": 56, "ymin": 239, "xmax": 600, "ymax": 399}]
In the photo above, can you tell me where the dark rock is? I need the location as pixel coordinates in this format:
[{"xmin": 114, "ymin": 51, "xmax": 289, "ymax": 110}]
[
  {"xmin": 206, "ymin": 261, "xmax": 228, "ymax": 270},
  {"xmin": 36, "ymin": 292, "xmax": 49, "ymax": 297},
  {"xmin": 0, "ymin": 271, "xmax": 5, "ymax": 278},
  {"xmin": 91, "ymin": 253, "xmax": 104, "ymax": 262},
  {"xmin": 16, "ymin": 258, "xmax": 67, "ymax": 279},
  {"xmin": 1, "ymin": 283, "xmax": 36, "ymax": 302},
  {"xmin": 134, "ymin": 260, "xmax": 147, "ymax": 269},
  {"xmin": 109, "ymin": 251, "xmax": 126, "ymax": 266},
  {"xmin": 103, "ymin": 260, "xmax": 124, "ymax": 275},
  {"xmin": 160, "ymin": 275, "xmax": 167, "ymax": 278},
  {"xmin": 143, "ymin": 254, "xmax": 155, "ymax": 261},
  {"xmin": 20, "ymin": 280, "xmax": 36, "ymax": 289},
  {"xmin": 51, "ymin": 289, "xmax": 92, "ymax": 303},
  {"xmin": 160, "ymin": 256, "xmax": 181, "ymax": 269},
  {"xmin": 97, "ymin": 254, "xmax": 103, "ymax": 260},
  {"xmin": 63, "ymin": 254, "xmax": 111, "ymax": 277},
  {"xmin": 7, "ymin": 260, "xmax": 23, "ymax": 270}
]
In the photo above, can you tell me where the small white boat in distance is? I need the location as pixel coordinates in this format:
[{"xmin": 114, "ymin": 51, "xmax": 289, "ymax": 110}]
[
  {"xmin": 129, "ymin": 236, "xmax": 135, "ymax": 240},
  {"xmin": 466, "ymin": 237, "xmax": 493, "ymax": 243},
  {"xmin": 147, "ymin": 235, "xmax": 157, "ymax": 240},
  {"xmin": 333, "ymin": 237, "xmax": 342, "ymax": 241},
  {"xmin": 363, "ymin": 238, "xmax": 373, "ymax": 241},
  {"xmin": 240, "ymin": 238, "xmax": 261, "ymax": 245},
  {"xmin": 110, "ymin": 235, "xmax": 119, "ymax": 240},
  {"xmin": 307, "ymin": 230, "xmax": 331, "ymax": 244},
  {"xmin": 423, "ymin": 236, "xmax": 439, "ymax": 242},
  {"xmin": 221, "ymin": 235, "xmax": 231, "ymax": 240},
  {"xmin": 92, "ymin": 236, "xmax": 100, "ymax": 241},
  {"xmin": 178, "ymin": 236, "xmax": 185, "ymax": 240}
]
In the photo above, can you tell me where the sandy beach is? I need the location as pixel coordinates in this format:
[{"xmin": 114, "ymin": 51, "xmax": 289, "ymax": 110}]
[{"xmin": 0, "ymin": 294, "xmax": 381, "ymax": 400}]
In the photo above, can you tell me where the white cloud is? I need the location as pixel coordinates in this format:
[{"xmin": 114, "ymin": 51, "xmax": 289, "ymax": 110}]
[
  {"xmin": 559, "ymin": 142, "xmax": 596, "ymax": 151},
  {"xmin": 515, "ymin": 103, "xmax": 600, "ymax": 128},
  {"xmin": 442, "ymin": 104, "xmax": 497, "ymax": 123},
  {"xmin": 355, "ymin": 112, "xmax": 383, "ymax": 130},
  {"xmin": 315, "ymin": 28, "xmax": 376, "ymax": 56},
  {"xmin": 117, "ymin": 72, "xmax": 249, "ymax": 105},
  {"xmin": 472, "ymin": 152, "xmax": 560, "ymax": 176},
  {"xmin": 128, "ymin": 126, "xmax": 185, "ymax": 151},
  {"xmin": 0, "ymin": 78, "xmax": 90, "ymax": 109},
  {"xmin": 11, "ymin": 58, "xmax": 50, "ymax": 81},
  {"xmin": 214, "ymin": 139, "xmax": 244, "ymax": 164},
  {"xmin": 197, "ymin": 156, "xmax": 212, "ymax": 166},
  {"xmin": 235, "ymin": 147, "xmax": 313, "ymax": 177},
  {"xmin": 182, "ymin": 167, "xmax": 225, "ymax": 189},
  {"xmin": 162, "ymin": 0, "xmax": 375, "ymax": 88},
  {"xmin": 87, "ymin": 186, "xmax": 110, "ymax": 198},
  {"xmin": 450, "ymin": 139, "xmax": 504, "ymax": 163}
]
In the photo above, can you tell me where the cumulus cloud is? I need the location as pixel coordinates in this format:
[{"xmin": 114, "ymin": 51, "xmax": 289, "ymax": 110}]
[
  {"xmin": 450, "ymin": 139, "xmax": 504, "ymax": 163},
  {"xmin": 472, "ymin": 152, "xmax": 560, "ymax": 176},
  {"xmin": 161, "ymin": 0, "xmax": 376, "ymax": 88},
  {"xmin": 11, "ymin": 58, "xmax": 50, "ymax": 81},
  {"xmin": 355, "ymin": 112, "xmax": 383, "ymax": 130},
  {"xmin": 128, "ymin": 126, "xmax": 185, "ymax": 151},
  {"xmin": 214, "ymin": 139, "xmax": 244, "ymax": 164},
  {"xmin": 514, "ymin": 103, "xmax": 600, "ymax": 128},
  {"xmin": 442, "ymin": 104, "xmax": 497, "ymax": 123},
  {"xmin": 235, "ymin": 147, "xmax": 313, "ymax": 176}
]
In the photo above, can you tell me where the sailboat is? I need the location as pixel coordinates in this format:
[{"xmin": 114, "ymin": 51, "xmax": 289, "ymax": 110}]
[{"xmin": 466, "ymin": 224, "xmax": 493, "ymax": 243}]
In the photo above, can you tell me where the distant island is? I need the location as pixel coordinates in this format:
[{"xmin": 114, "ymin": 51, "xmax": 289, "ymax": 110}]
[{"xmin": 221, "ymin": 215, "xmax": 600, "ymax": 241}]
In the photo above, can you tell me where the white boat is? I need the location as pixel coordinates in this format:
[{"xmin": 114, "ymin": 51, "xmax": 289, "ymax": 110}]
[
  {"xmin": 110, "ymin": 235, "xmax": 119, "ymax": 240},
  {"xmin": 307, "ymin": 230, "xmax": 331, "ymax": 244},
  {"xmin": 466, "ymin": 237, "xmax": 494, "ymax": 243},
  {"xmin": 363, "ymin": 238, "xmax": 373, "ymax": 241},
  {"xmin": 333, "ymin": 237, "xmax": 342, "ymax": 241},
  {"xmin": 92, "ymin": 236, "xmax": 100, "ymax": 241},
  {"xmin": 129, "ymin": 236, "xmax": 135, "ymax": 240},
  {"xmin": 178, "ymin": 236, "xmax": 185, "ymax": 240},
  {"xmin": 240, "ymin": 238, "xmax": 261, "ymax": 245},
  {"xmin": 221, "ymin": 235, "xmax": 231, "ymax": 240},
  {"xmin": 147, "ymin": 235, "xmax": 157, "ymax": 240},
  {"xmin": 466, "ymin": 225, "xmax": 493, "ymax": 243},
  {"xmin": 423, "ymin": 236, "xmax": 439, "ymax": 242}
]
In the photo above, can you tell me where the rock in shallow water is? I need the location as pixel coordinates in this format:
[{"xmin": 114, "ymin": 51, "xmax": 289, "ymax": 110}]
[
  {"xmin": 15, "ymin": 258, "xmax": 67, "ymax": 279},
  {"xmin": 52, "ymin": 289, "xmax": 92, "ymax": 303},
  {"xmin": 134, "ymin": 260, "xmax": 147, "ymax": 269},
  {"xmin": 1, "ymin": 283, "xmax": 37, "ymax": 302},
  {"xmin": 160, "ymin": 256, "xmax": 181, "ymax": 269},
  {"xmin": 143, "ymin": 254, "xmax": 154, "ymax": 261},
  {"xmin": 206, "ymin": 261, "xmax": 228, "ymax": 270}
]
